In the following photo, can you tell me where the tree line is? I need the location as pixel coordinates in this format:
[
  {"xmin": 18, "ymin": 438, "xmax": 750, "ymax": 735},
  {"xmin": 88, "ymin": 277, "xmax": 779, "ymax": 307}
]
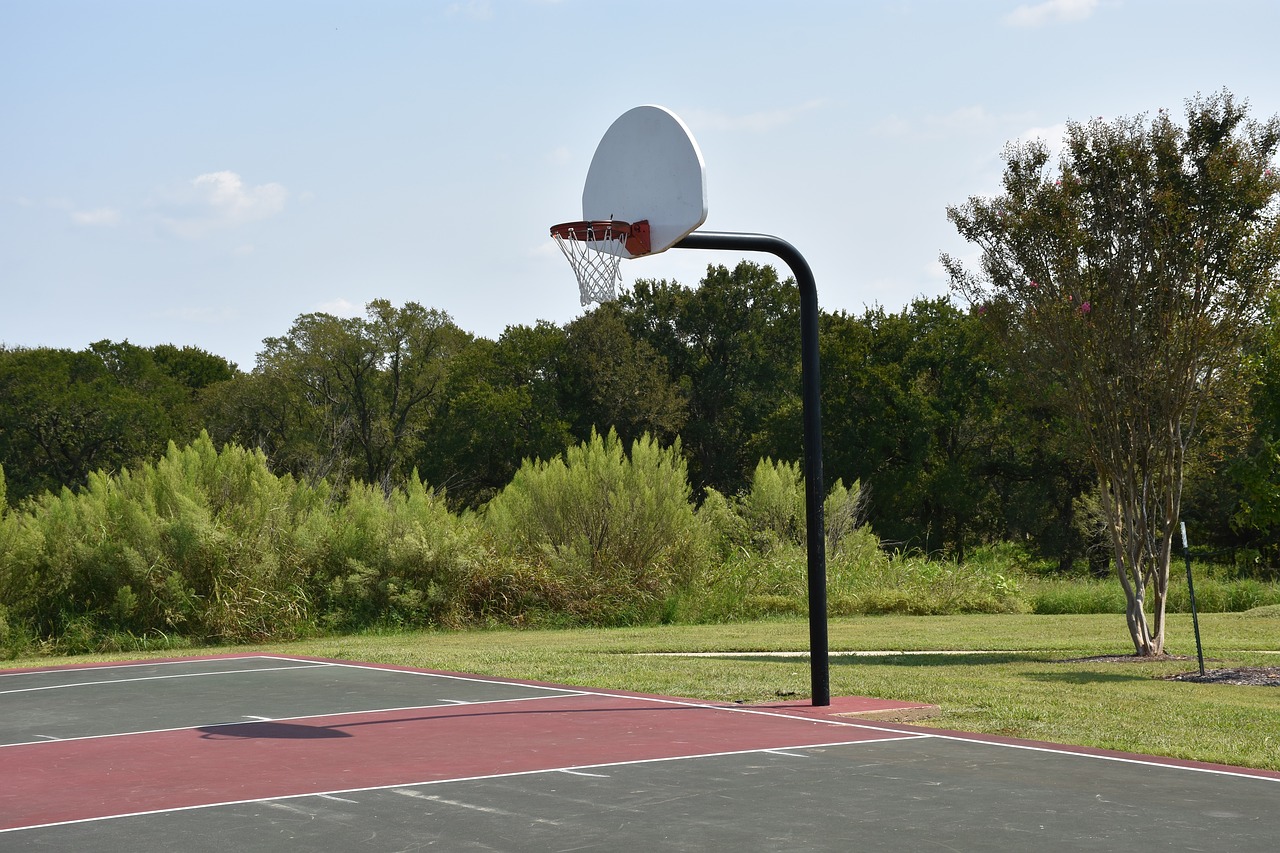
[{"xmin": 2, "ymin": 267, "xmax": 1277, "ymax": 575}]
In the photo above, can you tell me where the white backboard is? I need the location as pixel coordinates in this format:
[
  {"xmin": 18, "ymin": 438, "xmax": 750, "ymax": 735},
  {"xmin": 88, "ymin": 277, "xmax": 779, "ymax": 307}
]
[{"xmin": 582, "ymin": 105, "xmax": 708, "ymax": 258}]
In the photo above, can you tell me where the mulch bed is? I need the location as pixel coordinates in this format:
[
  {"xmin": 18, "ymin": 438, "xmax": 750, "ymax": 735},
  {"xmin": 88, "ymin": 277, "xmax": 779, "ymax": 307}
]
[
  {"xmin": 1055, "ymin": 654, "xmax": 1280, "ymax": 686},
  {"xmin": 1164, "ymin": 667, "xmax": 1280, "ymax": 686}
]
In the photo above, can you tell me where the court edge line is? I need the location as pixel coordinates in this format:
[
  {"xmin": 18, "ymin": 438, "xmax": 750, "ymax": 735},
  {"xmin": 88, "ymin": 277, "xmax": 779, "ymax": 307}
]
[
  {"xmin": 270, "ymin": 655, "xmax": 601, "ymax": 694},
  {"xmin": 0, "ymin": 692, "xmax": 587, "ymax": 749},
  {"xmin": 912, "ymin": 730, "xmax": 1280, "ymax": 782},
  {"xmin": 624, "ymin": 696, "xmax": 1280, "ymax": 783},
  {"xmin": 0, "ymin": 736, "xmax": 924, "ymax": 835},
  {"xmin": 0, "ymin": 655, "xmax": 323, "ymax": 679},
  {"xmin": 0, "ymin": 663, "xmax": 334, "ymax": 695}
]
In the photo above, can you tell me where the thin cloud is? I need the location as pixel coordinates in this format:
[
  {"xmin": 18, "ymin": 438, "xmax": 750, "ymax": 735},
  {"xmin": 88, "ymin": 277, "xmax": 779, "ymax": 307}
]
[
  {"xmin": 685, "ymin": 100, "xmax": 827, "ymax": 133},
  {"xmin": 155, "ymin": 170, "xmax": 288, "ymax": 238},
  {"xmin": 874, "ymin": 106, "xmax": 1035, "ymax": 139},
  {"xmin": 20, "ymin": 196, "xmax": 122, "ymax": 226},
  {"xmin": 1014, "ymin": 122, "xmax": 1071, "ymax": 161},
  {"xmin": 312, "ymin": 298, "xmax": 364, "ymax": 318},
  {"xmin": 71, "ymin": 207, "xmax": 122, "ymax": 226},
  {"xmin": 1004, "ymin": 0, "xmax": 1099, "ymax": 28}
]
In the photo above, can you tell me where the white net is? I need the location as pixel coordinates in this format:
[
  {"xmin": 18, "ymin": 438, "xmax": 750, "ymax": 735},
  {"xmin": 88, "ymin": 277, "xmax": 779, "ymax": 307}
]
[{"xmin": 551, "ymin": 221, "xmax": 626, "ymax": 305}]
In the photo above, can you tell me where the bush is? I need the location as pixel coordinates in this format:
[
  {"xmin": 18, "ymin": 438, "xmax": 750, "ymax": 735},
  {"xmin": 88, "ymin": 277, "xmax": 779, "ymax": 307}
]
[
  {"xmin": 481, "ymin": 430, "xmax": 708, "ymax": 625},
  {"xmin": 0, "ymin": 434, "xmax": 327, "ymax": 647},
  {"xmin": 308, "ymin": 477, "xmax": 481, "ymax": 630}
]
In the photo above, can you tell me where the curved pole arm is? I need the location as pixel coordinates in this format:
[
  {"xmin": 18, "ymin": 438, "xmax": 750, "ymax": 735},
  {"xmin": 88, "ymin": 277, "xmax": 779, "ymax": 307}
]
[{"xmin": 674, "ymin": 231, "xmax": 829, "ymax": 706}]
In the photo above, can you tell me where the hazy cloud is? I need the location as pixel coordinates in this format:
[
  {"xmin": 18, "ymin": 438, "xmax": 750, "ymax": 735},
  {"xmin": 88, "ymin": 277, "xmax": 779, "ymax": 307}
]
[
  {"xmin": 155, "ymin": 170, "xmax": 288, "ymax": 238},
  {"xmin": 685, "ymin": 100, "xmax": 827, "ymax": 133},
  {"xmin": 874, "ymin": 105, "xmax": 1035, "ymax": 139},
  {"xmin": 19, "ymin": 196, "xmax": 123, "ymax": 226},
  {"xmin": 312, "ymin": 298, "xmax": 364, "ymax": 318},
  {"xmin": 1004, "ymin": 0, "xmax": 1098, "ymax": 28},
  {"xmin": 1015, "ymin": 122, "xmax": 1071, "ymax": 160},
  {"xmin": 445, "ymin": 1, "xmax": 493, "ymax": 20},
  {"xmin": 71, "ymin": 207, "xmax": 122, "ymax": 226}
]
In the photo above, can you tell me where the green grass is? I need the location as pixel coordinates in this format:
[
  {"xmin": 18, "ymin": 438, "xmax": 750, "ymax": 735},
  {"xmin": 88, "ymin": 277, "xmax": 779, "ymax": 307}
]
[{"xmin": 8, "ymin": 611, "xmax": 1279, "ymax": 771}]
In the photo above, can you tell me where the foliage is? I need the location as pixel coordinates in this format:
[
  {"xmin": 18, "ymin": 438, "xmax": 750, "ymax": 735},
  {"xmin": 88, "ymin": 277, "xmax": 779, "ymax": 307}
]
[
  {"xmin": 418, "ymin": 323, "xmax": 573, "ymax": 508},
  {"xmin": 481, "ymin": 429, "xmax": 706, "ymax": 625},
  {"xmin": 620, "ymin": 262, "xmax": 803, "ymax": 495},
  {"xmin": 0, "ymin": 434, "xmax": 324, "ymax": 649},
  {"xmin": 0, "ymin": 341, "xmax": 231, "ymax": 502},
  {"xmin": 212, "ymin": 300, "xmax": 471, "ymax": 492},
  {"xmin": 820, "ymin": 299, "xmax": 1054, "ymax": 559},
  {"xmin": 558, "ymin": 303, "xmax": 688, "ymax": 448},
  {"xmin": 944, "ymin": 91, "xmax": 1280, "ymax": 654},
  {"xmin": 309, "ymin": 477, "xmax": 481, "ymax": 630}
]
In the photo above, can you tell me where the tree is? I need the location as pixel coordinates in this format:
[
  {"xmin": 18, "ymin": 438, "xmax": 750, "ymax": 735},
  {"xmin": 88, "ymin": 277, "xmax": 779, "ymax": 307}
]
[
  {"xmin": 0, "ymin": 342, "xmax": 220, "ymax": 501},
  {"xmin": 1219, "ymin": 291, "xmax": 1280, "ymax": 571},
  {"xmin": 419, "ymin": 323, "xmax": 573, "ymax": 506},
  {"xmin": 944, "ymin": 91, "xmax": 1280, "ymax": 655},
  {"xmin": 244, "ymin": 300, "xmax": 470, "ymax": 492},
  {"xmin": 620, "ymin": 262, "xmax": 802, "ymax": 495},
  {"xmin": 558, "ymin": 303, "xmax": 687, "ymax": 448},
  {"xmin": 820, "ymin": 299, "xmax": 1046, "ymax": 559}
]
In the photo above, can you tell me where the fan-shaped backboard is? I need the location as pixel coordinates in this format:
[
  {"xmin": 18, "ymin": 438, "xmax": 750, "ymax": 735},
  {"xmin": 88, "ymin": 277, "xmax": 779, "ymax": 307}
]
[{"xmin": 582, "ymin": 105, "xmax": 707, "ymax": 258}]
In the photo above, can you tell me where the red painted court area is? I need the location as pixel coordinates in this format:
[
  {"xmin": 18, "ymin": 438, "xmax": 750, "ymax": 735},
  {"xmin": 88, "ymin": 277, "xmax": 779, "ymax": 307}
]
[
  {"xmin": 0, "ymin": 655, "xmax": 914, "ymax": 833},
  {"xmin": 4, "ymin": 692, "xmax": 901, "ymax": 830}
]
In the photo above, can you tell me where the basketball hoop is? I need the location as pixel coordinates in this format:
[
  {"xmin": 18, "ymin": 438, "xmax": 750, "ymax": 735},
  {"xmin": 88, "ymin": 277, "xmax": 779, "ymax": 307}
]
[{"xmin": 550, "ymin": 219, "xmax": 650, "ymax": 305}]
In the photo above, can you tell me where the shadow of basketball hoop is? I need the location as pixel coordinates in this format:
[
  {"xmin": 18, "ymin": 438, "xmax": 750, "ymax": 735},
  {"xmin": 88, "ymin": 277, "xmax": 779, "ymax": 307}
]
[{"xmin": 197, "ymin": 721, "xmax": 352, "ymax": 740}]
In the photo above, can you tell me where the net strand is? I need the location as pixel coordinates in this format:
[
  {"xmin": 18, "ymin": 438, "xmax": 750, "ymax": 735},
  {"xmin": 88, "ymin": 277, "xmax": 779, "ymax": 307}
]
[{"xmin": 552, "ymin": 221, "xmax": 625, "ymax": 305}]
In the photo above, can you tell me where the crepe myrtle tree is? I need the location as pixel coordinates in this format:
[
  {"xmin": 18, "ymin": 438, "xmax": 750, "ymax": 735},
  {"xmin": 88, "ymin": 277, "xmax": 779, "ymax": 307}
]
[{"xmin": 943, "ymin": 91, "xmax": 1280, "ymax": 655}]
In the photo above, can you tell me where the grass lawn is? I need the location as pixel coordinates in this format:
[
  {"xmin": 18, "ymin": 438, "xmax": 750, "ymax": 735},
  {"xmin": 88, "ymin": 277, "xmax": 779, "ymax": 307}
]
[{"xmin": 10, "ymin": 611, "xmax": 1280, "ymax": 771}]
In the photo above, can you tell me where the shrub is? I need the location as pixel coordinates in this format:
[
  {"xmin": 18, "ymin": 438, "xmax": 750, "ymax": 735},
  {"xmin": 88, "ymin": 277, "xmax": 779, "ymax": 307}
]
[
  {"xmin": 0, "ymin": 434, "xmax": 327, "ymax": 647},
  {"xmin": 307, "ymin": 476, "xmax": 481, "ymax": 630},
  {"xmin": 481, "ymin": 430, "xmax": 708, "ymax": 625}
]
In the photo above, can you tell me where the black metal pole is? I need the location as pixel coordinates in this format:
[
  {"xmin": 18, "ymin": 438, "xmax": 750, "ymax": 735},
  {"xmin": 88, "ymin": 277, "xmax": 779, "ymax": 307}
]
[
  {"xmin": 674, "ymin": 231, "xmax": 830, "ymax": 706},
  {"xmin": 1180, "ymin": 522, "xmax": 1205, "ymax": 676}
]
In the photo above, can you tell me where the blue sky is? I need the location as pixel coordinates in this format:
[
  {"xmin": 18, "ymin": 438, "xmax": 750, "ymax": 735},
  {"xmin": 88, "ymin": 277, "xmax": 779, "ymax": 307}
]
[{"xmin": 4, "ymin": 0, "xmax": 1278, "ymax": 370}]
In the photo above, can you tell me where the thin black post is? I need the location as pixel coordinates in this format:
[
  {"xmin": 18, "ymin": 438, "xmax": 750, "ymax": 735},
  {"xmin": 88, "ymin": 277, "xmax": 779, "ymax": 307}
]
[
  {"xmin": 1180, "ymin": 522, "xmax": 1205, "ymax": 676},
  {"xmin": 674, "ymin": 231, "xmax": 830, "ymax": 706}
]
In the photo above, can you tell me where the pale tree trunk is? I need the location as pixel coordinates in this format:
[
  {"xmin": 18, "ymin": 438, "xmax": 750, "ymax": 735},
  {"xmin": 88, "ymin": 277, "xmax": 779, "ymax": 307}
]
[{"xmin": 1094, "ymin": 423, "xmax": 1183, "ymax": 657}]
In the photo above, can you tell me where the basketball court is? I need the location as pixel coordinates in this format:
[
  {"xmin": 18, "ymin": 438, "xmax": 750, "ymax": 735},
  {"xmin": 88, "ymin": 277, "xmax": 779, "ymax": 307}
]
[
  {"xmin": 6, "ymin": 106, "xmax": 1274, "ymax": 850},
  {"xmin": 2, "ymin": 653, "xmax": 1278, "ymax": 851}
]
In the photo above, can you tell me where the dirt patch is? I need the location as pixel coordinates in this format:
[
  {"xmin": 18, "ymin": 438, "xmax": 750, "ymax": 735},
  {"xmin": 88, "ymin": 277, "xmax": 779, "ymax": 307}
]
[
  {"xmin": 1053, "ymin": 654, "xmax": 1280, "ymax": 686},
  {"xmin": 1055, "ymin": 654, "xmax": 1197, "ymax": 664},
  {"xmin": 1164, "ymin": 667, "xmax": 1280, "ymax": 686}
]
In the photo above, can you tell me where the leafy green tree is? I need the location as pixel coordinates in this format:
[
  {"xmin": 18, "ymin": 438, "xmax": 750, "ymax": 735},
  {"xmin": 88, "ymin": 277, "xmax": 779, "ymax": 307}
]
[
  {"xmin": 821, "ymin": 299, "xmax": 1025, "ymax": 559},
  {"xmin": 151, "ymin": 343, "xmax": 238, "ymax": 390},
  {"xmin": 558, "ymin": 303, "xmax": 687, "ymax": 448},
  {"xmin": 231, "ymin": 300, "xmax": 470, "ymax": 492},
  {"xmin": 620, "ymin": 262, "xmax": 802, "ymax": 494},
  {"xmin": 419, "ymin": 323, "xmax": 573, "ymax": 506},
  {"xmin": 1217, "ymin": 292, "xmax": 1280, "ymax": 570},
  {"xmin": 0, "ymin": 342, "xmax": 219, "ymax": 501},
  {"xmin": 944, "ymin": 91, "xmax": 1280, "ymax": 654}
]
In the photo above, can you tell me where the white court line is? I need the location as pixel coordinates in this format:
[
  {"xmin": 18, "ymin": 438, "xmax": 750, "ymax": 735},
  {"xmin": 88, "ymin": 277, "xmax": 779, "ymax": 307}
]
[
  {"xmin": 0, "ymin": 692, "xmax": 585, "ymax": 749},
  {"xmin": 0, "ymin": 655, "xmax": 323, "ymax": 679},
  {"xmin": 912, "ymin": 730, "xmax": 1280, "ymax": 782},
  {"xmin": 0, "ymin": 663, "xmax": 334, "ymax": 696},
  {"xmin": 0, "ymin": 735, "xmax": 924, "ymax": 835},
  {"xmin": 295, "ymin": 656, "xmax": 591, "ymax": 695}
]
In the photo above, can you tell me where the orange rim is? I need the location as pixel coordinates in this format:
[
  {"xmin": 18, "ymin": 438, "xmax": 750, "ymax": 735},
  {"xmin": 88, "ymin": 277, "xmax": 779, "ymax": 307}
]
[{"xmin": 550, "ymin": 219, "xmax": 651, "ymax": 256}]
